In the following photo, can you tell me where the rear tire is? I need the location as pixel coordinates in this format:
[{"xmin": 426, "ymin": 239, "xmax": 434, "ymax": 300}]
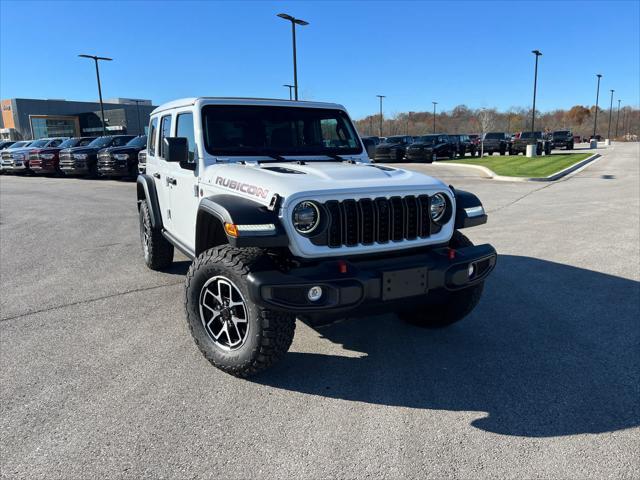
[
  {"xmin": 398, "ymin": 231, "xmax": 484, "ymax": 328},
  {"xmin": 139, "ymin": 200, "xmax": 174, "ymax": 270},
  {"xmin": 185, "ymin": 246, "xmax": 296, "ymax": 377}
]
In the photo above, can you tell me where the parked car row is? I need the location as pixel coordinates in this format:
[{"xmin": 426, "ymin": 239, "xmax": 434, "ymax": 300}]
[
  {"xmin": 0, "ymin": 135, "xmax": 148, "ymax": 178},
  {"xmin": 362, "ymin": 129, "xmax": 577, "ymax": 163}
]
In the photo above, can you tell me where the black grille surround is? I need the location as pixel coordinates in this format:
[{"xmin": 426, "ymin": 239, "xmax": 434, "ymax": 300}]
[{"xmin": 310, "ymin": 194, "xmax": 450, "ymax": 248}]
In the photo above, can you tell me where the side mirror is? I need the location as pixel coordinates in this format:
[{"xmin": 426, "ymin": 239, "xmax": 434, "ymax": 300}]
[{"xmin": 164, "ymin": 137, "xmax": 195, "ymax": 170}]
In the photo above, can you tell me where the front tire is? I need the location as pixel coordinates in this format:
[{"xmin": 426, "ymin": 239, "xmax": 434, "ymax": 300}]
[
  {"xmin": 185, "ymin": 246, "xmax": 296, "ymax": 377},
  {"xmin": 139, "ymin": 200, "xmax": 174, "ymax": 270},
  {"xmin": 398, "ymin": 231, "xmax": 484, "ymax": 328}
]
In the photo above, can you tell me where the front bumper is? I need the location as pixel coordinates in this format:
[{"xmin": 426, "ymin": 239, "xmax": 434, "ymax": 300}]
[
  {"xmin": 59, "ymin": 161, "xmax": 89, "ymax": 174},
  {"xmin": 405, "ymin": 149, "xmax": 432, "ymax": 162},
  {"xmin": 30, "ymin": 160, "xmax": 59, "ymax": 173},
  {"xmin": 247, "ymin": 243, "xmax": 497, "ymax": 316},
  {"xmin": 98, "ymin": 161, "xmax": 129, "ymax": 176}
]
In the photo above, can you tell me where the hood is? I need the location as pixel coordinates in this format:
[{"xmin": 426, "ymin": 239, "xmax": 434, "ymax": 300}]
[
  {"xmin": 6, "ymin": 147, "xmax": 36, "ymax": 154},
  {"xmin": 63, "ymin": 146, "xmax": 99, "ymax": 154},
  {"xmin": 101, "ymin": 145, "xmax": 141, "ymax": 154},
  {"xmin": 409, "ymin": 142, "xmax": 436, "ymax": 149},
  {"xmin": 200, "ymin": 161, "xmax": 449, "ymax": 206}
]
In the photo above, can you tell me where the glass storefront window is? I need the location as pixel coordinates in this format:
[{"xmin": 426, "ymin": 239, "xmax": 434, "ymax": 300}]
[{"xmin": 30, "ymin": 117, "xmax": 77, "ymax": 138}]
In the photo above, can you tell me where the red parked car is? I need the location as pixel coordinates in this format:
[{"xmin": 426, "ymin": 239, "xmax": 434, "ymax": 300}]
[{"xmin": 29, "ymin": 137, "xmax": 94, "ymax": 175}]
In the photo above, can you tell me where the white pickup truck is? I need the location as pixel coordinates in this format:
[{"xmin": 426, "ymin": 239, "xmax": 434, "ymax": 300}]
[{"xmin": 136, "ymin": 97, "xmax": 496, "ymax": 377}]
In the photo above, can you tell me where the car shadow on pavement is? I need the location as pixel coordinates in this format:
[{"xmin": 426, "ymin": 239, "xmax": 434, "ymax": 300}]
[{"xmin": 256, "ymin": 255, "xmax": 640, "ymax": 438}]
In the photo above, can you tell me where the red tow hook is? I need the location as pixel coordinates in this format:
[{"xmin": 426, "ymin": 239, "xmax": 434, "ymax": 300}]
[
  {"xmin": 448, "ymin": 248, "xmax": 456, "ymax": 260},
  {"xmin": 337, "ymin": 260, "xmax": 348, "ymax": 274}
]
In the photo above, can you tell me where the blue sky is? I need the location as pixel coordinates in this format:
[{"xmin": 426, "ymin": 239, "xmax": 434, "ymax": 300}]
[{"xmin": 1, "ymin": 0, "xmax": 638, "ymax": 119}]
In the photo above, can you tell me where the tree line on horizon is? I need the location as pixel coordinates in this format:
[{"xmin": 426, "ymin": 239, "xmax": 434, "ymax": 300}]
[{"xmin": 354, "ymin": 104, "xmax": 639, "ymax": 140}]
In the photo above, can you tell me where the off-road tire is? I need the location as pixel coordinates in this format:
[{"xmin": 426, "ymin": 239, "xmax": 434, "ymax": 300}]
[
  {"xmin": 139, "ymin": 200, "xmax": 174, "ymax": 270},
  {"xmin": 185, "ymin": 246, "xmax": 296, "ymax": 378},
  {"xmin": 398, "ymin": 231, "xmax": 484, "ymax": 328},
  {"xmin": 429, "ymin": 152, "xmax": 437, "ymax": 163},
  {"xmin": 499, "ymin": 145, "xmax": 506, "ymax": 155},
  {"xmin": 508, "ymin": 148, "xmax": 514, "ymax": 155}
]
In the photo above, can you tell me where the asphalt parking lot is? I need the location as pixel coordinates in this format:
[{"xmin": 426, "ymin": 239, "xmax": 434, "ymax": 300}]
[{"xmin": 1, "ymin": 143, "xmax": 638, "ymax": 479}]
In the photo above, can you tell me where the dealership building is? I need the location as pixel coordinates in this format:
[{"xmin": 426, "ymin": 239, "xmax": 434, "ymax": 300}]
[{"xmin": 0, "ymin": 97, "xmax": 157, "ymax": 141}]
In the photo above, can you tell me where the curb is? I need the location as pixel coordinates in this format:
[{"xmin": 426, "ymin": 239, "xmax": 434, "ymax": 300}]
[{"xmin": 436, "ymin": 153, "xmax": 602, "ymax": 182}]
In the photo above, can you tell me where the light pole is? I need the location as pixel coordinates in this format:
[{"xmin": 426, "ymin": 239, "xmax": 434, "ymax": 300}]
[
  {"xmin": 593, "ymin": 73, "xmax": 602, "ymax": 138},
  {"xmin": 607, "ymin": 89, "xmax": 614, "ymax": 140},
  {"xmin": 277, "ymin": 13, "xmax": 308, "ymax": 101},
  {"xmin": 432, "ymin": 101, "xmax": 438, "ymax": 133},
  {"xmin": 615, "ymin": 99, "xmax": 621, "ymax": 138},
  {"xmin": 376, "ymin": 95, "xmax": 385, "ymax": 137},
  {"xmin": 283, "ymin": 84, "xmax": 294, "ymax": 100},
  {"xmin": 132, "ymin": 99, "xmax": 143, "ymax": 135},
  {"xmin": 530, "ymin": 50, "xmax": 542, "ymax": 136},
  {"xmin": 78, "ymin": 54, "xmax": 112, "ymax": 137}
]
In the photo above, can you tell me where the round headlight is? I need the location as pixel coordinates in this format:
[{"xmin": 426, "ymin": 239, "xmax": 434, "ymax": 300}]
[
  {"xmin": 430, "ymin": 193, "xmax": 447, "ymax": 222},
  {"xmin": 292, "ymin": 201, "xmax": 321, "ymax": 234}
]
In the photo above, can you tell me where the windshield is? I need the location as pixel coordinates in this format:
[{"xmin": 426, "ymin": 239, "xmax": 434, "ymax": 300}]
[
  {"xmin": 416, "ymin": 135, "xmax": 438, "ymax": 144},
  {"xmin": 126, "ymin": 136, "xmax": 147, "ymax": 148},
  {"xmin": 553, "ymin": 131, "xmax": 570, "ymax": 137},
  {"xmin": 520, "ymin": 131, "xmax": 542, "ymax": 139},
  {"xmin": 88, "ymin": 136, "xmax": 114, "ymax": 148},
  {"xmin": 59, "ymin": 138, "xmax": 93, "ymax": 148},
  {"xmin": 484, "ymin": 132, "xmax": 504, "ymax": 140},
  {"xmin": 202, "ymin": 105, "xmax": 362, "ymax": 157},
  {"xmin": 384, "ymin": 136, "xmax": 405, "ymax": 144},
  {"xmin": 29, "ymin": 139, "xmax": 49, "ymax": 148}
]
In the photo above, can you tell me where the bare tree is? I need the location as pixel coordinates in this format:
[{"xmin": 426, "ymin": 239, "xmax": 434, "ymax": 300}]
[{"xmin": 476, "ymin": 108, "xmax": 495, "ymax": 157}]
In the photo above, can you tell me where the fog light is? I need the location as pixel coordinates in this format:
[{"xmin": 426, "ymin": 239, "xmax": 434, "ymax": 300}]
[
  {"xmin": 307, "ymin": 286, "xmax": 323, "ymax": 302},
  {"xmin": 468, "ymin": 264, "xmax": 475, "ymax": 278}
]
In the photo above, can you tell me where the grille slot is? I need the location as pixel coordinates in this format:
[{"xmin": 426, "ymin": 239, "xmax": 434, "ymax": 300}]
[{"xmin": 322, "ymin": 195, "xmax": 432, "ymax": 248}]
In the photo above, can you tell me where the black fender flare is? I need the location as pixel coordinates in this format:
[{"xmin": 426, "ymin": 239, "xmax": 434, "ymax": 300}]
[
  {"xmin": 196, "ymin": 194, "xmax": 289, "ymax": 253},
  {"xmin": 452, "ymin": 189, "xmax": 488, "ymax": 229},
  {"xmin": 136, "ymin": 174, "xmax": 163, "ymax": 230}
]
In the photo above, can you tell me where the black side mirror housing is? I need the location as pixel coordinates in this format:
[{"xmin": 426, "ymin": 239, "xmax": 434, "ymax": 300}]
[{"xmin": 164, "ymin": 137, "xmax": 195, "ymax": 170}]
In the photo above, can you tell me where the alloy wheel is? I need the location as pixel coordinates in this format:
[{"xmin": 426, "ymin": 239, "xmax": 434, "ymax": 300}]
[{"xmin": 199, "ymin": 276, "xmax": 249, "ymax": 351}]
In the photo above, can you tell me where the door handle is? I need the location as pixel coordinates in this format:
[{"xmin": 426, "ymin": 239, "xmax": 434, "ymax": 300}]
[
  {"xmin": 152, "ymin": 173, "xmax": 161, "ymax": 179},
  {"xmin": 166, "ymin": 176, "xmax": 177, "ymax": 186}
]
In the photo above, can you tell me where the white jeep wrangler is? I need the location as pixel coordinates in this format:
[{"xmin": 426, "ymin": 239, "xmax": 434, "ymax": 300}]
[{"xmin": 137, "ymin": 97, "xmax": 496, "ymax": 377}]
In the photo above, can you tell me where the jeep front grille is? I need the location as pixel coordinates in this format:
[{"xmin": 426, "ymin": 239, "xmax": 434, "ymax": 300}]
[{"xmin": 320, "ymin": 195, "xmax": 436, "ymax": 248}]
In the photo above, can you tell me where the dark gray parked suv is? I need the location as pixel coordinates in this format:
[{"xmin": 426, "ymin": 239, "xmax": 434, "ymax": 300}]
[
  {"xmin": 480, "ymin": 132, "xmax": 510, "ymax": 155},
  {"xmin": 373, "ymin": 135, "xmax": 414, "ymax": 162}
]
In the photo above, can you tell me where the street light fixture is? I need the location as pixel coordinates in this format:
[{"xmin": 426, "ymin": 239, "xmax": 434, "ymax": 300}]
[
  {"xmin": 615, "ymin": 99, "xmax": 621, "ymax": 138},
  {"xmin": 277, "ymin": 13, "xmax": 309, "ymax": 101},
  {"xmin": 530, "ymin": 50, "xmax": 542, "ymax": 137},
  {"xmin": 607, "ymin": 89, "xmax": 615, "ymax": 140},
  {"xmin": 432, "ymin": 101, "xmax": 438, "ymax": 133},
  {"xmin": 283, "ymin": 84, "xmax": 294, "ymax": 100},
  {"xmin": 593, "ymin": 74, "xmax": 603, "ymax": 138},
  {"xmin": 78, "ymin": 54, "xmax": 112, "ymax": 137},
  {"xmin": 376, "ymin": 95, "xmax": 385, "ymax": 137}
]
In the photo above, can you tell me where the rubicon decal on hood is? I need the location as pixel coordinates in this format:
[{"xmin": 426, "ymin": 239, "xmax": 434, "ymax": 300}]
[{"xmin": 215, "ymin": 176, "xmax": 269, "ymax": 199}]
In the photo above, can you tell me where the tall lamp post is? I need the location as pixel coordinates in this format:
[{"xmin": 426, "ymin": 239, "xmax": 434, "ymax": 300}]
[
  {"xmin": 530, "ymin": 50, "xmax": 542, "ymax": 136},
  {"xmin": 283, "ymin": 84, "xmax": 294, "ymax": 100},
  {"xmin": 432, "ymin": 101, "xmax": 438, "ymax": 133},
  {"xmin": 376, "ymin": 95, "xmax": 385, "ymax": 137},
  {"xmin": 277, "ymin": 13, "xmax": 308, "ymax": 101},
  {"xmin": 593, "ymin": 73, "xmax": 603, "ymax": 138},
  {"xmin": 78, "ymin": 54, "xmax": 112, "ymax": 137},
  {"xmin": 132, "ymin": 99, "xmax": 143, "ymax": 135},
  {"xmin": 607, "ymin": 89, "xmax": 614, "ymax": 140},
  {"xmin": 615, "ymin": 99, "xmax": 621, "ymax": 138}
]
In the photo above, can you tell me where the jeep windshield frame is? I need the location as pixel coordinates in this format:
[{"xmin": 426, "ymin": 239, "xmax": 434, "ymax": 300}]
[{"xmin": 202, "ymin": 105, "xmax": 363, "ymax": 158}]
